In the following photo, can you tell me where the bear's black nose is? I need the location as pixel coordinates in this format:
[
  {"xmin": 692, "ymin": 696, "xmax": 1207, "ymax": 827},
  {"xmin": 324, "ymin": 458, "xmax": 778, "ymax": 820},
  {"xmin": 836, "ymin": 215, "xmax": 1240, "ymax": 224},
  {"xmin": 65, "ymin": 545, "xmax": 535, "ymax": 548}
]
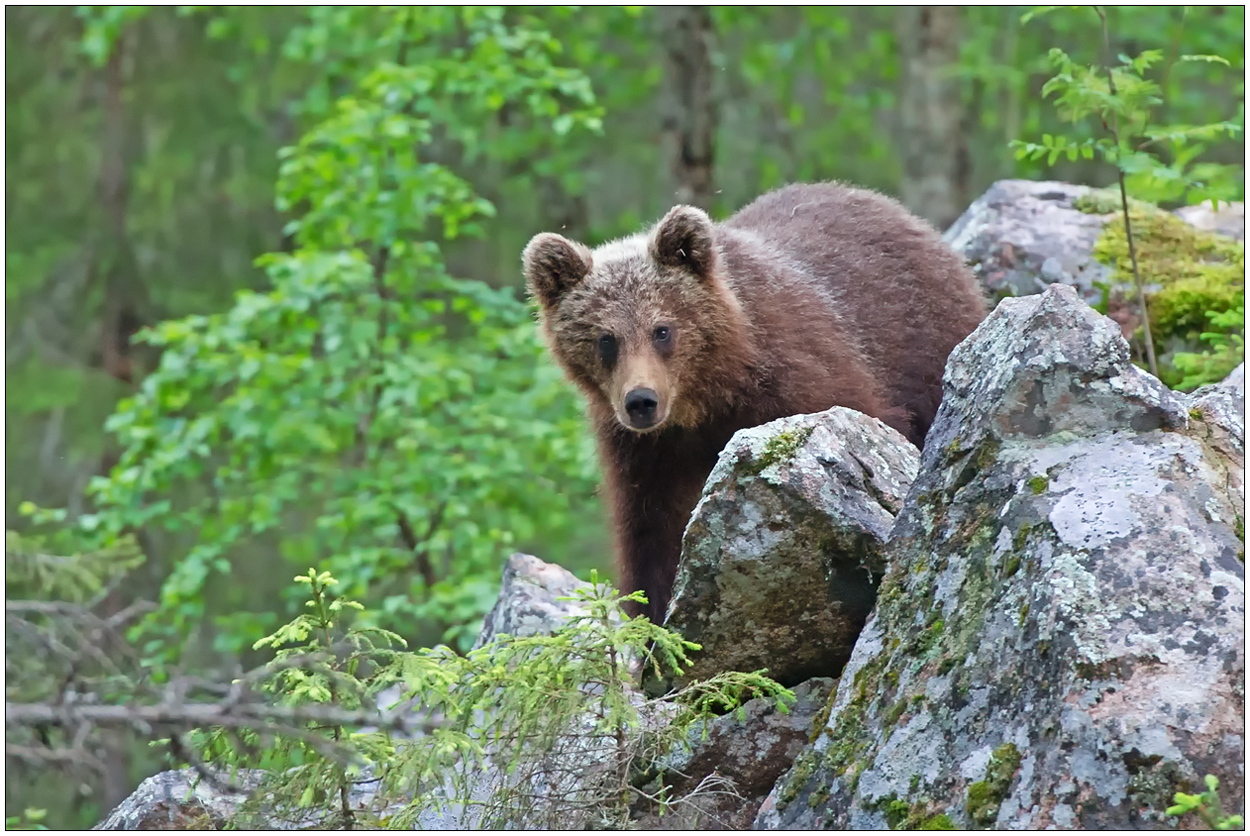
[{"xmin": 624, "ymin": 388, "xmax": 660, "ymax": 428}]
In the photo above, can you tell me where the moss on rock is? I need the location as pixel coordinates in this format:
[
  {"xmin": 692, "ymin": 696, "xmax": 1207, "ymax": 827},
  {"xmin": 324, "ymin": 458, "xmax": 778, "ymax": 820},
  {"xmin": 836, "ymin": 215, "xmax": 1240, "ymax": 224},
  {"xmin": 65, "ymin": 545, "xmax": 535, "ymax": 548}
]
[
  {"xmin": 1081, "ymin": 196, "xmax": 1244, "ymax": 388},
  {"xmin": 749, "ymin": 425, "xmax": 816, "ymax": 474},
  {"xmin": 875, "ymin": 795, "xmax": 958, "ymax": 831},
  {"xmin": 920, "ymin": 813, "xmax": 958, "ymax": 830},
  {"xmin": 966, "ymin": 743, "xmax": 1022, "ymax": 828}
]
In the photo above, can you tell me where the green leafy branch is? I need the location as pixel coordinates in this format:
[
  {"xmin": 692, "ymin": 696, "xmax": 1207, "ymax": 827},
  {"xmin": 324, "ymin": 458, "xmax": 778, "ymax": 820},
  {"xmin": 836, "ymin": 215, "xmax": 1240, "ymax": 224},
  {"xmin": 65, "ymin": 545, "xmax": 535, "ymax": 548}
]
[
  {"xmin": 1011, "ymin": 6, "xmax": 1244, "ymax": 380},
  {"xmin": 53, "ymin": 7, "xmax": 603, "ymax": 663}
]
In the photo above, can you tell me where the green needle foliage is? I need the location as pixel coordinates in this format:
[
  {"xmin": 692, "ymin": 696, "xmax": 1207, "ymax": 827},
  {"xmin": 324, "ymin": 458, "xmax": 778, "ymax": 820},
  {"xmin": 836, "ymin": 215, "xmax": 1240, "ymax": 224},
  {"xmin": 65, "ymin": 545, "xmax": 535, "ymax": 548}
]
[
  {"xmin": 193, "ymin": 569, "xmax": 411, "ymax": 829},
  {"xmin": 1173, "ymin": 304, "xmax": 1245, "ymax": 390},
  {"xmin": 1167, "ymin": 774, "xmax": 1244, "ymax": 830},
  {"xmin": 198, "ymin": 571, "xmax": 792, "ymax": 830}
]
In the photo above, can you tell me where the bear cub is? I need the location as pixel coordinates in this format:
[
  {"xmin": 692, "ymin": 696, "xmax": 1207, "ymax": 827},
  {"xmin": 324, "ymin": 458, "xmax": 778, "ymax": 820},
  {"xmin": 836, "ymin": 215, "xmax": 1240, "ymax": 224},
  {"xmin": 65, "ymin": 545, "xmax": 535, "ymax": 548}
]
[{"xmin": 524, "ymin": 182, "xmax": 986, "ymax": 623}]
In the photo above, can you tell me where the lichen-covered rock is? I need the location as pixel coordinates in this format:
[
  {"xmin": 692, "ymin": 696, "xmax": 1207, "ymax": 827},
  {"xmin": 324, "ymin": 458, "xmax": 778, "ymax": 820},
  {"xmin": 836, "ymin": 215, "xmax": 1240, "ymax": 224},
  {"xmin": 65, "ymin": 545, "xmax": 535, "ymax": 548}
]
[
  {"xmin": 473, "ymin": 552, "xmax": 591, "ymax": 649},
  {"xmin": 634, "ymin": 678, "xmax": 835, "ymax": 830},
  {"xmin": 1187, "ymin": 362, "xmax": 1246, "ymax": 475},
  {"xmin": 95, "ymin": 766, "xmax": 402, "ymax": 830},
  {"xmin": 665, "ymin": 408, "xmax": 919, "ymax": 687},
  {"xmin": 943, "ymin": 180, "xmax": 1110, "ymax": 305},
  {"xmin": 946, "ymin": 181, "xmax": 1245, "ymax": 392},
  {"xmin": 759, "ymin": 284, "xmax": 1245, "ymax": 830},
  {"xmin": 94, "ymin": 769, "xmax": 258, "ymax": 830}
]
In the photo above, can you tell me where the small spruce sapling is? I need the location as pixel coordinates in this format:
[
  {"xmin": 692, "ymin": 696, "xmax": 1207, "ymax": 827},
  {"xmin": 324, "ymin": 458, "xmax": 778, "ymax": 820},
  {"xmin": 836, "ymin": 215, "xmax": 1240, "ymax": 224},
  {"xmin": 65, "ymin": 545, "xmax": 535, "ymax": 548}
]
[
  {"xmin": 193, "ymin": 570, "xmax": 794, "ymax": 829},
  {"xmin": 195, "ymin": 569, "xmax": 409, "ymax": 829}
]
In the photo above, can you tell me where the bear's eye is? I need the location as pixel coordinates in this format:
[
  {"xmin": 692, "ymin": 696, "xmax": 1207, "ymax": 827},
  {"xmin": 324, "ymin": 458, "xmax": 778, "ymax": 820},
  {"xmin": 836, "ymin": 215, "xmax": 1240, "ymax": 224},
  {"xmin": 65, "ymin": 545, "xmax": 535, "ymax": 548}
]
[
  {"xmin": 597, "ymin": 333, "xmax": 618, "ymax": 367},
  {"xmin": 652, "ymin": 326, "xmax": 672, "ymax": 346}
]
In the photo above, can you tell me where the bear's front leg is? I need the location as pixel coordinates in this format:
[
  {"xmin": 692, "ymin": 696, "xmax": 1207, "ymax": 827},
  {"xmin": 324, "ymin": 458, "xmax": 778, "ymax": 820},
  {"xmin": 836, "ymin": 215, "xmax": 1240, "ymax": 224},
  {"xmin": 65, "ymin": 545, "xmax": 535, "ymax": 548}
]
[{"xmin": 602, "ymin": 444, "xmax": 711, "ymax": 624}]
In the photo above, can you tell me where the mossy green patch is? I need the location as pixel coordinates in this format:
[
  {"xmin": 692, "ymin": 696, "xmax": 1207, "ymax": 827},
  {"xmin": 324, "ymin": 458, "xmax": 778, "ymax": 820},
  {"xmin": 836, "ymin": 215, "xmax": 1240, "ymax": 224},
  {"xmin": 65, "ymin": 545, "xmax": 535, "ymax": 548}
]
[
  {"xmin": 1074, "ymin": 187, "xmax": 1156, "ymax": 216},
  {"xmin": 749, "ymin": 425, "xmax": 815, "ymax": 474},
  {"xmin": 1013, "ymin": 522, "xmax": 1032, "ymax": 552},
  {"xmin": 883, "ymin": 798, "xmax": 911, "ymax": 829},
  {"xmin": 975, "ymin": 437, "xmax": 1001, "ymax": 470},
  {"xmin": 965, "ymin": 782, "xmax": 998, "ymax": 828},
  {"xmin": 920, "ymin": 813, "xmax": 957, "ymax": 830},
  {"xmin": 1126, "ymin": 756, "xmax": 1187, "ymax": 815},
  {"xmin": 1004, "ymin": 555, "xmax": 1022, "ymax": 578},
  {"xmin": 808, "ymin": 686, "xmax": 838, "ymax": 745},
  {"xmin": 914, "ymin": 617, "xmax": 946, "ymax": 655},
  {"xmin": 1027, "ymin": 474, "xmax": 1049, "ymax": 495},
  {"xmin": 883, "ymin": 698, "xmax": 908, "ymax": 729},
  {"xmin": 966, "ymin": 743, "xmax": 1022, "ymax": 828},
  {"xmin": 1085, "ymin": 198, "xmax": 1244, "ymax": 389},
  {"xmin": 822, "ymin": 652, "xmax": 888, "ymax": 777},
  {"xmin": 875, "ymin": 796, "xmax": 958, "ymax": 831},
  {"xmin": 777, "ymin": 749, "xmax": 820, "ymax": 808}
]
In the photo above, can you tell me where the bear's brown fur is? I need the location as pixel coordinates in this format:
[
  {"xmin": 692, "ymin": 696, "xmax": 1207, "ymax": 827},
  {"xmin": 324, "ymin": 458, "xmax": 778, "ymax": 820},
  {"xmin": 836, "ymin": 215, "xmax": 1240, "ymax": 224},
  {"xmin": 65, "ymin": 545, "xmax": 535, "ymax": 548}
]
[{"xmin": 524, "ymin": 182, "xmax": 987, "ymax": 622}]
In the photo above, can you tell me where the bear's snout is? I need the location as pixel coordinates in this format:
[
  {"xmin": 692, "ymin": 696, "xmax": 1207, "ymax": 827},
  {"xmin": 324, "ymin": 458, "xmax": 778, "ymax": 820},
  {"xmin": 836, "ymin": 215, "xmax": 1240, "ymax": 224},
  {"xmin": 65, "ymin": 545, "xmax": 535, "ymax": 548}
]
[{"xmin": 623, "ymin": 387, "xmax": 661, "ymax": 429}]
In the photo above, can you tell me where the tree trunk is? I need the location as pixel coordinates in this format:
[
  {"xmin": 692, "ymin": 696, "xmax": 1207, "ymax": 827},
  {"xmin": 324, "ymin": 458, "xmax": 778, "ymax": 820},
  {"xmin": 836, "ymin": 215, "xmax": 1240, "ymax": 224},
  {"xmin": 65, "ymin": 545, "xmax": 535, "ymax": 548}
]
[
  {"xmin": 656, "ymin": 6, "xmax": 717, "ymax": 211},
  {"xmin": 896, "ymin": 6, "xmax": 968, "ymax": 231},
  {"xmin": 95, "ymin": 30, "xmax": 141, "ymax": 815},
  {"xmin": 98, "ymin": 35, "xmax": 141, "ymax": 386}
]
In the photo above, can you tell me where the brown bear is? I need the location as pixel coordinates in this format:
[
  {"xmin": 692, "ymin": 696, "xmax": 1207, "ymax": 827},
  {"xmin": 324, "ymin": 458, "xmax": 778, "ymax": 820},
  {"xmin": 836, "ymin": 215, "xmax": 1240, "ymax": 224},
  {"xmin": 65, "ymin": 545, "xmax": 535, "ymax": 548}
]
[{"xmin": 523, "ymin": 182, "xmax": 986, "ymax": 623}]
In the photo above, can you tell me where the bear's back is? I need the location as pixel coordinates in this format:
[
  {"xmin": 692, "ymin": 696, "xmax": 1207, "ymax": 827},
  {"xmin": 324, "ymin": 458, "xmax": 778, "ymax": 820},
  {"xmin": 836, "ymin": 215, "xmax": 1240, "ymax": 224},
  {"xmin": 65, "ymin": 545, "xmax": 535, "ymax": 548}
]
[{"xmin": 721, "ymin": 182, "xmax": 986, "ymax": 443}]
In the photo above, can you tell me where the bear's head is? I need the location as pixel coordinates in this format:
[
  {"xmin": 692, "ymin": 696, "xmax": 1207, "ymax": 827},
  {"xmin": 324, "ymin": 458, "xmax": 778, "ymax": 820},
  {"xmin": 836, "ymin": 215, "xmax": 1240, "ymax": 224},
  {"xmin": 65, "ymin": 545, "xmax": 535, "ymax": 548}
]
[{"xmin": 523, "ymin": 205, "xmax": 750, "ymax": 433}]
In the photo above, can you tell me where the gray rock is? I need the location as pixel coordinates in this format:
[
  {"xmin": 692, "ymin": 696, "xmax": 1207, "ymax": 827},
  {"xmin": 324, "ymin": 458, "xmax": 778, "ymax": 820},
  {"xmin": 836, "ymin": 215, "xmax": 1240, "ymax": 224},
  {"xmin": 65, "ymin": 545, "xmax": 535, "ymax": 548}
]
[
  {"xmin": 473, "ymin": 552, "xmax": 591, "ymax": 649},
  {"xmin": 634, "ymin": 678, "xmax": 835, "ymax": 830},
  {"xmin": 1188, "ymin": 362, "xmax": 1246, "ymax": 461},
  {"xmin": 665, "ymin": 408, "xmax": 918, "ymax": 687},
  {"xmin": 759, "ymin": 284, "xmax": 1245, "ymax": 830},
  {"xmin": 944, "ymin": 181, "xmax": 1244, "ymax": 315},
  {"xmin": 943, "ymin": 180, "xmax": 1111, "ymax": 305},
  {"xmin": 1175, "ymin": 201, "xmax": 1245, "ymax": 241},
  {"xmin": 94, "ymin": 770, "xmax": 255, "ymax": 830},
  {"xmin": 94, "ymin": 766, "xmax": 403, "ymax": 830}
]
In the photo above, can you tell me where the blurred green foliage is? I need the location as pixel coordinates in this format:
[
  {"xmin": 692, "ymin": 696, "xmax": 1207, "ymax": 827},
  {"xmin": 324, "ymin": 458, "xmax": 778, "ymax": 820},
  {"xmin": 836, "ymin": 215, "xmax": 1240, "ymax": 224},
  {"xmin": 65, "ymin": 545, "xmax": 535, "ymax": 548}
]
[{"xmin": 49, "ymin": 7, "xmax": 604, "ymax": 660}]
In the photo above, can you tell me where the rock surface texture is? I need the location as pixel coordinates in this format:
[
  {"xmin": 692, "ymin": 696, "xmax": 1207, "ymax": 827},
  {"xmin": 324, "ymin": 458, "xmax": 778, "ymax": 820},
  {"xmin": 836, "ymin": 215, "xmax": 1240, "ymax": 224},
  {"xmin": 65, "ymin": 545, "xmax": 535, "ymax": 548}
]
[
  {"xmin": 94, "ymin": 770, "xmax": 259, "ymax": 830},
  {"xmin": 758, "ymin": 284, "xmax": 1245, "ymax": 830},
  {"xmin": 1176, "ymin": 200, "xmax": 1246, "ymax": 241},
  {"xmin": 943, "ymin": 180, "xmax": 1112, "ymax": 305},
  {"xmin": 634, "ymin": 678, "xmax": 836, "ymax": 830},
  {"xmin": 664, "ymin": 408, "xmax": 919, "ymax": 687},
  {"xmin": 944, "ymin": 179, "xmax": 1245, "ymax": 306},
  {"xmin": 473, "ymin": 552, "xmax": 591, "ymax": 649}
]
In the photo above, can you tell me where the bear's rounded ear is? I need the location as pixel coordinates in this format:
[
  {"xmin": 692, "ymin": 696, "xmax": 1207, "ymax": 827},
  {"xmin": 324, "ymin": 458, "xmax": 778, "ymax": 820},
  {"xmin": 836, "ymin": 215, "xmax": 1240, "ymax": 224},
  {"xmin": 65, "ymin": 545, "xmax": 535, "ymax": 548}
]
[
  {"xmin": 649, "ymin": 205, "xmax": 717, "ymax": 280},
  {"xmin": 523, "ymin": 233, "xmax": 592, "ymax": 309}
]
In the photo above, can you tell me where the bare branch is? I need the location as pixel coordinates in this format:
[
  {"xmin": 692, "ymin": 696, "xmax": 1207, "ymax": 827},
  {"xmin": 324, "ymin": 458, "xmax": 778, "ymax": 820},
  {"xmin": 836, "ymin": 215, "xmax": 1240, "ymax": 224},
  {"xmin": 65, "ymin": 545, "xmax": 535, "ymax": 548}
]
[{"xmin": 5, "ymin": 700, "xmax": 435, "ymax": 736}]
